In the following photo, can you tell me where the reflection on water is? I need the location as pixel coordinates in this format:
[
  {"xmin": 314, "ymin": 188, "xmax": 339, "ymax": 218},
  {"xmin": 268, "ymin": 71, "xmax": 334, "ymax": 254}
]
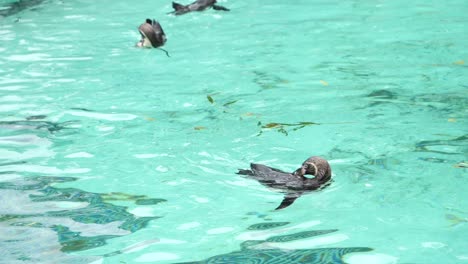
[
  {"xmin": 176, "ymin": 222, "xmax": 372, "ymax": 264},
  {"xmin": 252, "ymin": 70, "xmax": 289, "ymax": 90},
  {"xmin": 415, "ymin": 134, "xmax": 468, "ymax": 155},
  {"xmin": 177, "ymin": 247, "xmax": 372, "ymax": 264},
  {"xmin": 0, "ymin": 119, "xmax": 78, "ymax": 133},
  {"xmin": 0, "ymin": 174, "xmax": 165, "ymax": 262}
]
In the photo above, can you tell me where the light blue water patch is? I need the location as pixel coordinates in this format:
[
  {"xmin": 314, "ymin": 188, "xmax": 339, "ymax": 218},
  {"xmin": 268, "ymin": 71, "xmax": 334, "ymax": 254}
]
[{"xmin": 0, "ymin": 0, "xmax": 467, "ymax": 263}]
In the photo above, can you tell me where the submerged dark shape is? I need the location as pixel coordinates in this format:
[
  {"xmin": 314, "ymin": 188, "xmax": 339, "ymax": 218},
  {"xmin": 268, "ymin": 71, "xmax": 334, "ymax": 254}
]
[
  {"xmin": 136, "ymin": 18, "xmax": 170, "ymax": 56},
  {"xmin": 237, "ymin": 156, "xmax": 332, "ymax": 210},
  {"xmin": 0, "ymin": 0, "xmax": 45, "ymax": 18},
  {"xmin": 169, "ymin": 0, "xmax": 230, "ymax": 15}
]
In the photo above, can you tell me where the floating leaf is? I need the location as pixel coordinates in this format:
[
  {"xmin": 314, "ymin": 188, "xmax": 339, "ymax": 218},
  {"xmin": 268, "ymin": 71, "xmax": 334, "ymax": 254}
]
[
  {"xmin": 207, "ymin": 95, "xmax": 214, "ymax": 104},
  {"xmin": 263, "ymin": 123, "xmax": 281, "ymax": 128},
  {"xmin": 298, "ymin": 121, "xmax": 319, "ymax": 125},
  {"xmin": 223, "ymin": 100, "xmax": 238, "ymax": 107},
  {"xmin": 448, "ymin": 118, "xmax": 457, "ymax": 122},
  {"xmin": 453, "ymin": 60, "xmax": 465, "ymax": 65},
  {"xmin": 259, "ymin": 121, "xmax": 319, "ymax": 136},
  {"xmin": 144, "ymin": 116, "xmax": 156, "ymax": 121},
  {"xmin": 194, "ymin": 126, "xmax": 206, "ymax": 130},
  {"xmin": 320, "ymin": 80, "xmax": 329, "ymax": 86}
]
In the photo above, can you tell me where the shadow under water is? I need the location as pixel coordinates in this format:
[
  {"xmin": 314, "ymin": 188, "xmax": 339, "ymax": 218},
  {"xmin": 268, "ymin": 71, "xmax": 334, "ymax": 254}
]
[{"xmin": 176, "ymin": 222, "xmax": 373, "ymax": 264}]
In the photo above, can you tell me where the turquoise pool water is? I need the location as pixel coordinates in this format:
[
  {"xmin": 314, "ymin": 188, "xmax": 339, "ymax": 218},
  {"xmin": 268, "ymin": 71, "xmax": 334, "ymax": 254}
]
[{"xmin": 1, "ymin": 0, "xmax": 467, "ymax": 263}]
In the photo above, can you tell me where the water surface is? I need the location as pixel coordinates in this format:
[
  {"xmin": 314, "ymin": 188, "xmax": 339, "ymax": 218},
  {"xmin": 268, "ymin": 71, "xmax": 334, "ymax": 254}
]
[{"xmin": 0, "ymin": 0, "xmax": 467, "ymax": 263}]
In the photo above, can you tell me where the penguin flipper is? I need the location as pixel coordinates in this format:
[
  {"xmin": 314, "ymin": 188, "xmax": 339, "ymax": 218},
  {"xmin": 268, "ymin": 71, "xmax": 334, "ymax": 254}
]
[{"xmin": 275, "ymin": 193, "xmax": 302, "ymax": 210}]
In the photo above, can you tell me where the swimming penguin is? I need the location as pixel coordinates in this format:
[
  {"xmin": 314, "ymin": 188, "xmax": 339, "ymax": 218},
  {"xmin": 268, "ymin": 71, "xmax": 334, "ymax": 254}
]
[
  {"xmin": 136, "ymin": 19, "xmax": 170, "ymax": 56},
  {"xmin": 237, "ymin": 156, "xmax": 332, "ymax": 210},
  {"xmin": 169, "ymin": 0, "xmax": 230, "ymax": 15}
]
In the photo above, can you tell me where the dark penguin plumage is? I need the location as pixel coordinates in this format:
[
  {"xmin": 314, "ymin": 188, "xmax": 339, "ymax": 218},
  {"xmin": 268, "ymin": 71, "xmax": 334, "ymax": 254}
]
[
  {"xmin": 169, "ymin": 0, "xmax": 230, "ymax": 15},
  {"xmin": 237, "ymin": 156, "xmax": 332, "ymax": 210},
  {"xmin": 137, "ymin": 19, "xmax": 167, "ymax": 48}
]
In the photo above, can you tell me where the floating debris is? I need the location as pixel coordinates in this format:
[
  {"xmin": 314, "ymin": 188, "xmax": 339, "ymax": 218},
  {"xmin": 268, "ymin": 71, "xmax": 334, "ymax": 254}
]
[
  {"xmin": 453, "ymin": 60, "xmax": 465, "ymax": 65},
  {"xmin": 207, "ymin": 95, "xmax": 214, "ymax": 104},
  {"xmin": 320, "ymin": 80, "xmax": 329, "ymax": 86},
  {"xmin": 194, "ymin": 126, "xmax": 207, "ymax": 131},
  {"xmin": 257, "ymin": 121, "xmax": 319, "ymax": 136},
  {"xmin": 223, "ymin": 100, "xmax": 238, "ymax": 107}
]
